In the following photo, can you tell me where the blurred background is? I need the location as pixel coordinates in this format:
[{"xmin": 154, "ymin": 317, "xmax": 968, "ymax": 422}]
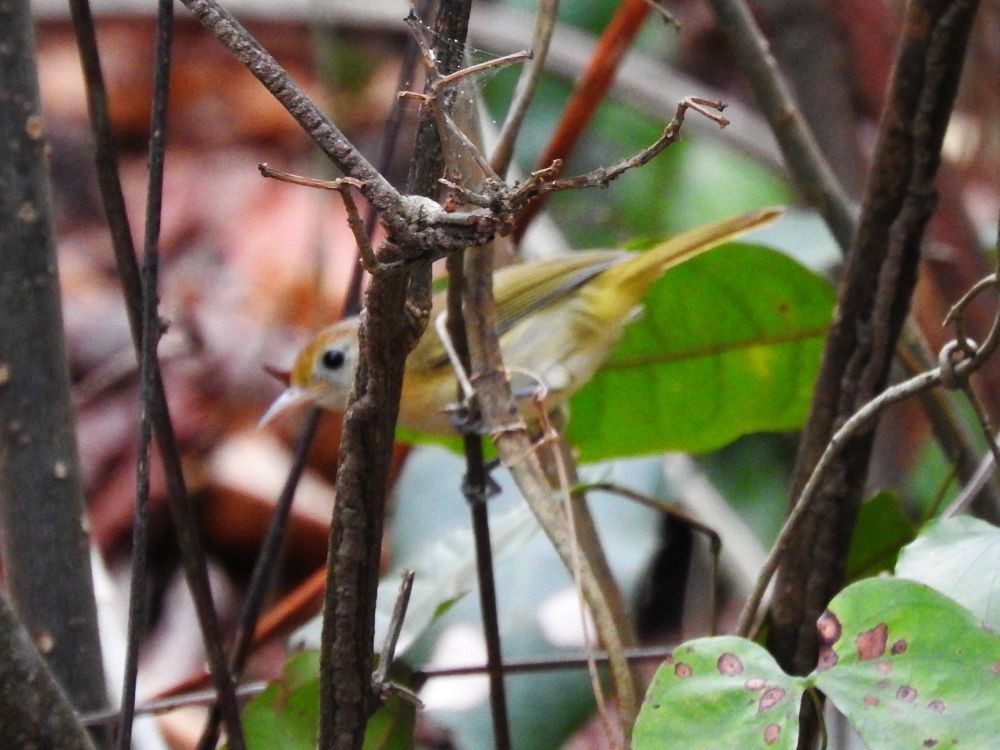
[{"xmin": 25, "ymin": 0, "xmax": 1000, "ymax": 746}]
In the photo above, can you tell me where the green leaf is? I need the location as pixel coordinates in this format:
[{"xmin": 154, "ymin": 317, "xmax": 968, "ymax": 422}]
[
  {"xmin": 814, "ymin": 577, "xmax": 1000, "ymax": 750},
  {"xmin": 569, "ymin": 243, "xmax": 834, "ymax": 460},
  {"xmin": 241, "ymin": 651, "xmax": 416, "ymax": 750},
  {"xmin": 633, "ymin": 636, "xmax": 806, "ymax": 749},
  {"xmin": 845, "ymin": 490, "xmax": 917, "ymax": 580},
  {"xmin": 242, "ymin": 651, "xmax": 320, "ymax": 750},
  {"xmin": 895, "ymin": 516, "xmax": 1000, "ymax": 629}
]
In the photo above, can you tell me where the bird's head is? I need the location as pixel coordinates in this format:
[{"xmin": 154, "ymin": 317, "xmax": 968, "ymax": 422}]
[{"xmin": 259, "ymin": 320, "xmax": 359, "ymax": 425}]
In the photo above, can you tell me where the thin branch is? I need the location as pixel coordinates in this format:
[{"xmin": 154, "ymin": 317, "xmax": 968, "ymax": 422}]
[
  {"xmin": 736, "ymin": 367, "xmax": 942, "ymax": 636},
  {"xmin": 372, "ymin": 570, "xmax": 417, "ymax": 694},
  {"xmin": 491, "ymin": 0, "xmax": 559, "ymax": 177},
  {"xmin": 195, "ymin": 407, "xmax": 322, "ymax": 750},
  {"xmin": 518, "ymin": 96, "xmax": 728, "ymax": 199},
  {"xmin": 703, "ymin": 0, "xmax": 857, "ymax": 250},
  {"xmin": 67, "ymin": 0, "xmax": 246, "ymax": 743},
  {"xmin": 117, "ymin": 0, "xmax": 174, "ymax": 746},
  {"xmin": 82, "ymin": 643, "xmax": 689, "ymax": 728}
]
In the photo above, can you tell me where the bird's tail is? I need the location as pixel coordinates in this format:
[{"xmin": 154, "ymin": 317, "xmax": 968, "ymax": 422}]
[{"xmin": 586, "ymin": 206, "xmax": 784, "ymax": 323}]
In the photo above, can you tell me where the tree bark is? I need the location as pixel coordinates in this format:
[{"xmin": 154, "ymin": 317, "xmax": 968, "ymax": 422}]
[
  {"xmin": 0, "ymin": 591, "xmax": 98, "ymax": 750},
  {"xmin": 0, "ymin": 0, "xmax": 109, "ymax": 737}
]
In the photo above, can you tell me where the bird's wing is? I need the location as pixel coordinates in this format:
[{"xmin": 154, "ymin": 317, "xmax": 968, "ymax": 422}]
[
  {"xmin": 409, "ymin": 249, "xmax": 630, "ymax": 372},
  {"xmin": 492, "ymin": 250, "xmax": 629, "ymax": 336}
]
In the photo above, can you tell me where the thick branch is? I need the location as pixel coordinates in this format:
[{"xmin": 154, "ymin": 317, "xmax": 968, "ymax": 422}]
[
  {"xmin": 0, "ymin": 593, "xmax": 97, "ymax": 750},
  {"xmin": 317, "ymin": 2, "xmax": 472, "ymax": 748},
  {"xmin": 770, "ymin": 0, "xmax": 981, "ymax": 677},
  {"xmin": 0, "ymin": 0, "xmax": 109, "ymax": 730}
]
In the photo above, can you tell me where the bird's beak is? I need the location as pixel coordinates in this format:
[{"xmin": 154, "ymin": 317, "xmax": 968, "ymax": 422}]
[{"xmin": 259, "ymin": 386, "xmax": 313, "ymax": 427}]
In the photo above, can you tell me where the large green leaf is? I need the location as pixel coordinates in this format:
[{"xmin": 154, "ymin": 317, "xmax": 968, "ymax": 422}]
[
  {"xmin": 895, "ymin": 516, "xmax": 1000, "ymax": 629},
  {"xmin": 815, "ymin": 578, "xmax": 1000, "ymax": 750},
  {"xmin": 633, "ymin": 636, "xmax": 806, "ymax": 749},
  {"xmin": 634, "ymin": 578, "xmax": 1000, "ymax": 750},
  {"xmin": 568, "ymin": 242, "xmax": 834, "ymax": 460}
]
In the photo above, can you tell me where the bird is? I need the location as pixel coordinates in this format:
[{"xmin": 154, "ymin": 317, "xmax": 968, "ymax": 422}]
[{"xmin": 261, "ymin": 207, "xmax": 782, "ymax": 435}]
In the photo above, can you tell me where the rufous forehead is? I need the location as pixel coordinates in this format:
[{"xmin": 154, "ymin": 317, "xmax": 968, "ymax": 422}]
[{"xmin": 291, "ymin": 322, "xmax": 357, "ymax": 386}]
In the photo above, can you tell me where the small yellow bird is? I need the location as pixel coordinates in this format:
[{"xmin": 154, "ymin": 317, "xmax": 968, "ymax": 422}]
[{"xmin": 262, "ymin": 207, "xmax": 781, "ymax": 434}]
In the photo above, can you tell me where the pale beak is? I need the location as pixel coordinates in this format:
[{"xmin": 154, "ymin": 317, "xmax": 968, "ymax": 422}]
[{"xmin": 259, "ymin": 386, "xmax": 313, "ymax": 427}]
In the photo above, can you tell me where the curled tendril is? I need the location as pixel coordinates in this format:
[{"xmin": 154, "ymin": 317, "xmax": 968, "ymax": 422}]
[{"xmin": 938, "ymin": 338, "xmax": 979, "ymax": 389}]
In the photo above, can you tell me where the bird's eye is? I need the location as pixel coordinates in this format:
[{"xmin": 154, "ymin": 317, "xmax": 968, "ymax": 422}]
[{"xmin": 321, "ymin": 348, "xmax": 346, "ymax": 371}]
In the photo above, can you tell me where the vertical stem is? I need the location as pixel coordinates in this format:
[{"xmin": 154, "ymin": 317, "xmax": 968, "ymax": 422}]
[
  {"xmin": 0, "ymin": 1, "xmax": 109, "ymax": 742},
  {"xmin": 767, "ymin": 8, "xmax": 980, "ymax": 747},
  {"xmin": 447, "ymin": 250, "xmax": 512, "ymax": 750},
  {"xmin": 117, "ymin": 1, "xmax": 174, "ymax": 746},
  {"xmin": 66, "ymin": 1, "xmax": 246, "ymax": 745}
]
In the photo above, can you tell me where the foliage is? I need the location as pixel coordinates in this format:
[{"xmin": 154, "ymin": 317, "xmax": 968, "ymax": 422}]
[
  {"xmin": 238, "ymin": 651, "xmax": 416, "ymax": 750},
  {"xmin": 634, "ymin": 524, "xmax": 1000, "ymax": 750},
  {"xmin": 569, "ymin": 241, "xmax": 834, "ymax": 459}
]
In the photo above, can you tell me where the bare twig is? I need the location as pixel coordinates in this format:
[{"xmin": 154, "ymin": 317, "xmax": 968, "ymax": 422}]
[
  {"xmin": 514, "ymin": 96, "xmax": 728, "ymax": 201},
  {"xmin": 68, "ymin": 0, "xmax": 246, "ymax": 743},
  {"xmin": 196, "ymin": 407, "xmax": 322, "ymax": 750},
  {"xmin": 372, "ymin": 571, "xmax": 417, "ymax": 694},
  {"xmin": 82, "ymin": 643, "xmax": 690, "ymax": 728},
  {"xmin": 258, "ymin": 163, "xmax": 363, "ymax": 192},
  {"xmin": 118, "ymin": 1, "xmax": 173, "ymax": 746},
  {"xmin": 736, "ymin": 367, "xmax": 941, "ymax": 636},
  {"xmin": 491, "ymin": 0, "xmax": 559, "ymax": 177}
]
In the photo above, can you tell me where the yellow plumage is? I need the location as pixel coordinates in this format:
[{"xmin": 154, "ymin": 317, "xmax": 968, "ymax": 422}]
[{"xmin": 262, "ymin": 207, "xmax": 782, "ymax": 434}]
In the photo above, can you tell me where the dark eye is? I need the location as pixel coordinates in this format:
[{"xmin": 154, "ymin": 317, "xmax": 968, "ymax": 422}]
[{"xmin": 321, "ymin": 348, "xmax": 346, "ymax": 371}]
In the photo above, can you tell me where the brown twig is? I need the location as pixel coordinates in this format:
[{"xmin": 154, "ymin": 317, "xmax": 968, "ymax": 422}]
[
  {"xmin": 68, "ymin": 0, "xmax": 246, "ymax": 743},
  {"xmin": 372, "ymin": 570, "xmax": 418, "ymax": 700},
  {"xmin": 118, "ymin": 1, "xmax": 174, "ymax": 747},
  {"xmin": 513, "ymin": 96, "xmax": 729, "ymax": 200}
]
